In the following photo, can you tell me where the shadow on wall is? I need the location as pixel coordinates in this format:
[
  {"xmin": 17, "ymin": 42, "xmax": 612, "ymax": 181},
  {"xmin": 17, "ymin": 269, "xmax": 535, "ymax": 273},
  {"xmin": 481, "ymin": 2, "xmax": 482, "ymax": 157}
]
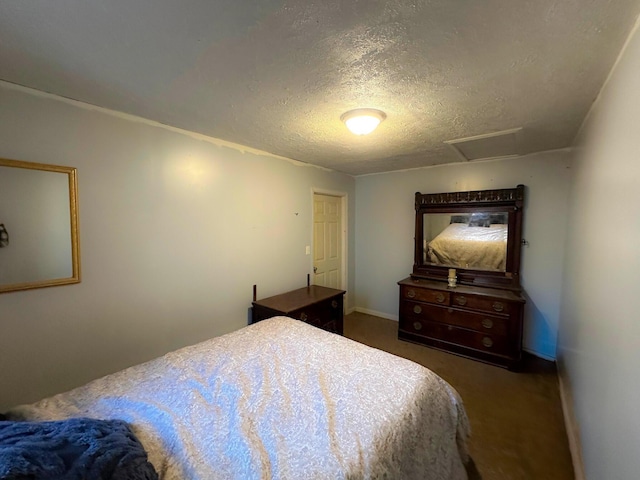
[{"xmin": 523, "ymin": 293, "xmax": 556, "ymax": 360}]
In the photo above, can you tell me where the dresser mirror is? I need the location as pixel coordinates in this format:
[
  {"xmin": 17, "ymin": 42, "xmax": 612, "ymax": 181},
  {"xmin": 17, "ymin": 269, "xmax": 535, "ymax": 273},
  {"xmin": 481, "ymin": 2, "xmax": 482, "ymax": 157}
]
[
  {"xmin": 0, "ymin": 158, "xmax": 80, "ymax": 293},
  {"xmin": 413, "ymin": 185, "xmax": 524, "ymax": 290},
  {"xmin": 423, "ymin": 211, "xmax": 510, "ymax": 272}
]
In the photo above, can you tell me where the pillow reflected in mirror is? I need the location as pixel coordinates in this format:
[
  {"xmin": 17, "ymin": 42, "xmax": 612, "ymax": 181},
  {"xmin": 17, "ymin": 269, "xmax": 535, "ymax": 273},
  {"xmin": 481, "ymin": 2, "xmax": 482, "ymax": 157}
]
[{"xmin": 468, "ymin": 212, "xmax": 491, "ymax": 227}]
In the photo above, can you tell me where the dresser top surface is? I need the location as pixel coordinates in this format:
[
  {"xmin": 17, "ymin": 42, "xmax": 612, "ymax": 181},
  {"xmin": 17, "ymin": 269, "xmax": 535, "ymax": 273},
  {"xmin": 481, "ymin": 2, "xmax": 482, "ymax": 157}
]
[
  {"xmin": 253, "ymin": 285, "xmax": 345, "ymax": 313},
  {"xmin": 398, "ymin": 276, "xmax": 525, "ymax": 302}
]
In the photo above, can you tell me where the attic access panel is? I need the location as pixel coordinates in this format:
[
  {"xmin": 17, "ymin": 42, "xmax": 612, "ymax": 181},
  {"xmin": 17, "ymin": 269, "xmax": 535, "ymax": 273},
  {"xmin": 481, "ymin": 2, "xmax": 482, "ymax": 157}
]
[{"xmin": 445, "ymin": 127, "xmax": 523, "ymax": 161}]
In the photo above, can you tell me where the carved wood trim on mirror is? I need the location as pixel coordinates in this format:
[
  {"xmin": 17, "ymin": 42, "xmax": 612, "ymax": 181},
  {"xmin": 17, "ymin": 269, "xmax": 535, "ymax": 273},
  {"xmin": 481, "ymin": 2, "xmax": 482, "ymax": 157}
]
[{"xmin": 413, "ymin": 184, "xmax": 524, "ymax": 290}]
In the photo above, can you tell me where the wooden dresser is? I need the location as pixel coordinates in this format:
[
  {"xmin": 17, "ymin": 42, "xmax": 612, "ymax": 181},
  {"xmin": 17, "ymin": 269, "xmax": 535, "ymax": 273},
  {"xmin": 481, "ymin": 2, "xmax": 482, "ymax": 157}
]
[
  {"xmin": 398, "ymin": 277, "xmax": 525, "ymax": 369},
  {"xmin": 252, "ymin": 285, "xmax": 345, "ymax": 334}
]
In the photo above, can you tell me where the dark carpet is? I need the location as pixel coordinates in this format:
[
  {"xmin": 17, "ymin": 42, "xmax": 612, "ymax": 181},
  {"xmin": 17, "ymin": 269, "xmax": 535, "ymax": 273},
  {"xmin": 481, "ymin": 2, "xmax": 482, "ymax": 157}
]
[{"xmin": 344, "ymin": 312, "xmax": 574, "ymax": 480}]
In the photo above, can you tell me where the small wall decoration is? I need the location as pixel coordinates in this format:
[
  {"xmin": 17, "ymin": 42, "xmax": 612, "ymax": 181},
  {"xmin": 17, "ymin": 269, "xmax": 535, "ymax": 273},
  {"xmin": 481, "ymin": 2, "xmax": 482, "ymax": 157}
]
[{"xmin": 0, "ymin": 223, "xmax": 8, "ymax": 248}]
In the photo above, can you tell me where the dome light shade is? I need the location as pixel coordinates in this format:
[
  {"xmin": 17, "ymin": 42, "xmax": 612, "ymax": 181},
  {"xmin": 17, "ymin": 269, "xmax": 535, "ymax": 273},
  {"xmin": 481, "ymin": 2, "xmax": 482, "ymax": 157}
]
[{"xmin": 341, "ymin": 108, "xmax": 386, "ymax": 135}]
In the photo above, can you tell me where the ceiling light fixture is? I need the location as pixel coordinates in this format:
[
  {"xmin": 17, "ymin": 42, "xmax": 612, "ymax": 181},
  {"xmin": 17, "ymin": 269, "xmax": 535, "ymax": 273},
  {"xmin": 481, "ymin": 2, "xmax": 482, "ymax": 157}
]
[{"xmin": 341, "ymin": 108, "xmax": 386, "ymax": 135}]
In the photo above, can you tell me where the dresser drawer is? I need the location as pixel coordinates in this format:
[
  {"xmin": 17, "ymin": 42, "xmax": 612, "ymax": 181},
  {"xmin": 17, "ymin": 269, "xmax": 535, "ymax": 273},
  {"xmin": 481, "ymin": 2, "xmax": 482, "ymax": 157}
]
[
  {"xmin": 450, "ymin": 292, "xmax": 513, "ymax": 315},
  {"xmin": 400, "ymin": 285, "xmax": 449, "ymax": 305},
  {"xmin": 400, "ymin": 317, "xmax": 510, "ymax": 355},
  {"xmin": 292, "ymin": 296, "xmax": 342, "ymax": 333},
  {"xmin": 400, "ymin": 301, "xmax": 509, "ymax": 336},
  {"xmin": 319, "ymin": 319, "xmax": 339, "ymax": 333}
]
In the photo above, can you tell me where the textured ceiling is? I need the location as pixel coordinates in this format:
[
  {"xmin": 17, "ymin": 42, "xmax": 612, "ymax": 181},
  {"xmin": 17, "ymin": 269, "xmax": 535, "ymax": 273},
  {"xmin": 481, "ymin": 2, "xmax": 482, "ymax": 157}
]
[{"xmin": 1, "ymin": 0, "xmax": 639, "ymax": 175}]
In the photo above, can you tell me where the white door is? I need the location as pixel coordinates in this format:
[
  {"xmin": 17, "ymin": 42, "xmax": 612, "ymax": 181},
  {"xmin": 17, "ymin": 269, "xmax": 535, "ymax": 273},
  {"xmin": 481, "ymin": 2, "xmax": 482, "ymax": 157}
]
[{"xmin": 313, "ymin": 194, "xmax": 342, "ymax": 288}]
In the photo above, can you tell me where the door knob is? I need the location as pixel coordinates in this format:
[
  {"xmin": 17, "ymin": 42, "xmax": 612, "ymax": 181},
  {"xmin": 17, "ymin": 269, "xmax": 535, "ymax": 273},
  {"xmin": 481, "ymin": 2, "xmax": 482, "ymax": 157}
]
[{"xmin": 313, "ymin": 266, "xmax": 318, "ymax": 273}]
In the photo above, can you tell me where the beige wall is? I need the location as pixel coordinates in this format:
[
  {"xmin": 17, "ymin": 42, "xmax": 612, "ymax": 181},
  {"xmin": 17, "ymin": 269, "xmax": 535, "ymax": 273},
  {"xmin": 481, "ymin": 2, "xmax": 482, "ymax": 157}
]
[
  {"xmin": 0, "ymin": 83, "xmax": 355, "ymax": 410},
  {"xmin": 557, "ymin": 19, "xmax": 640, "ymax": 480},
  {"xmin": 354, "ymin": 152, "xmax": 572, "ymax": 359}
]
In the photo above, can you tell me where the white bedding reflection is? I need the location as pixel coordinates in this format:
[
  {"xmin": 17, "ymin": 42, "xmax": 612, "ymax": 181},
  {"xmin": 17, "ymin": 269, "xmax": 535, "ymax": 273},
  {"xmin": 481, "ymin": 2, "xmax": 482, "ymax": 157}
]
[{"xmin": 427, "ymin": 223, "xmax": 507, "ymax": 271}]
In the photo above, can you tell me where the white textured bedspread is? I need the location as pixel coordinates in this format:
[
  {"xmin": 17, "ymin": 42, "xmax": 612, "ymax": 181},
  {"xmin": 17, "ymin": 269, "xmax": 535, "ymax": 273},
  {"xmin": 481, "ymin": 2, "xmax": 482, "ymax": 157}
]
[{"xmin": 9, "ymin": 317, "xmax": 470, "ymax": 480}]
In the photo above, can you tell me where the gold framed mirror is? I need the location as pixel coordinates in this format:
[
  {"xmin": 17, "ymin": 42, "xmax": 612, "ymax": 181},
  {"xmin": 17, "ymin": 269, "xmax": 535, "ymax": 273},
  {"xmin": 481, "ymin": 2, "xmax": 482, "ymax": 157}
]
[{"xmin": 0, "ymin": 158, "xmax": 80, "ymax": 293}]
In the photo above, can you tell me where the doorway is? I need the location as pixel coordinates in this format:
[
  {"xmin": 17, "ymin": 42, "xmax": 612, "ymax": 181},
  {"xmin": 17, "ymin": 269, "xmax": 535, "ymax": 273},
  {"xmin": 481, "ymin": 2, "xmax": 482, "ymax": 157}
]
[{"xmin": 312, "ymin": 192, "xmax": 346, "ymax": 290}]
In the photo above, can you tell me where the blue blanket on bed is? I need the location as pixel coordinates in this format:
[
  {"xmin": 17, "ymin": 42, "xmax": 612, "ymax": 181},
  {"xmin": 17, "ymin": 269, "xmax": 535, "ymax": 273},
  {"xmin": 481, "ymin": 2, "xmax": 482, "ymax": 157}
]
[{"xmin": 0, "ymin": 417, "xmax": 158, "ymax": 480}]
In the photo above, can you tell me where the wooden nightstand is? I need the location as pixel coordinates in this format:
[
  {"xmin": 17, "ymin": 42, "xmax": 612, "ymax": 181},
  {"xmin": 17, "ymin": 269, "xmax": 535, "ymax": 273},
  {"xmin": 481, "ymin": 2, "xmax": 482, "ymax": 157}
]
[{"xmin": 252, "ymin": 285, "xmax": 345, "ymax": 334}]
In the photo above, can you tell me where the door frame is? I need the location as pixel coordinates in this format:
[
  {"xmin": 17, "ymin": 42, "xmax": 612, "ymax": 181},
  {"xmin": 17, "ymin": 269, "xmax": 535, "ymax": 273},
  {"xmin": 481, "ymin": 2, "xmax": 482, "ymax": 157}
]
[{"xmin": 311, "ymin": 188, "xmax": 348, "ymax": 305}]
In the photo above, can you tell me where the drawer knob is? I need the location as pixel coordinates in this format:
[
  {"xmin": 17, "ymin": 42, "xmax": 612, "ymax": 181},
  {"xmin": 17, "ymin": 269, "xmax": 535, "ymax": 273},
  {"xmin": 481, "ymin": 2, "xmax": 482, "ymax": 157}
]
[
  {"xmin": 455, "ymin": 296, "xmax": 467, "ymax": 306},
  {"xmin": 331, "ymin": 300, "xmax": 338, "ymax": 308},
  {"xmin": 435, "ymin": 293, "xmax": 445, "ymax": 303},
  {"xmin": 492, "ymin": 302, "xmax": 505, "ymax": 312},
  {"xmin": 413, "ymin": 321, "xmax": 423, "ymax": 331},
  {"xmin": 413, "ymin": 305, "xmax": 422, "ymax": 314},
  {"xmin": 481, "ymin": 318, "xmax": 494, "ymax": 329},
  {"xmin": 482, "ymin": 336, "xmax": 493, "ymax": 348},
  {"xmin": 406, "ymin": 289, "xmax": 416, "ymax": 299},
  {"xmin": 300, "ymin": 312, "xmax": 308, "ymax": 321}
]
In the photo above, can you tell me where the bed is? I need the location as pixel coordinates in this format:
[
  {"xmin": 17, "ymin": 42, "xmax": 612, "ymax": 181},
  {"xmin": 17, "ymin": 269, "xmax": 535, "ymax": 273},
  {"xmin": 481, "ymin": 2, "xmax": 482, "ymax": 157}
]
[
  {"xmin": 427, "ymin": 222, "xmax": 508, "ymax": 271},
  {"xmin": 4, "ymin": 316, "xmax": 471, "ymax": 479}
]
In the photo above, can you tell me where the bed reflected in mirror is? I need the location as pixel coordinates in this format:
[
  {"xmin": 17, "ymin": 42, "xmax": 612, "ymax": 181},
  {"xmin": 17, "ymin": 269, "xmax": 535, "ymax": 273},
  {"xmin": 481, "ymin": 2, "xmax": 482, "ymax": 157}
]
[
  {"xmin": 423, "ymin": 212, "xmax": 509, "ymax": 272},
  {"xmin": 0, "ymin": 158, "xmax": 80, "ymax": 293},
  {"xmin": 413, "ymin": 185, "xmax": 524, "ymax": 289}
]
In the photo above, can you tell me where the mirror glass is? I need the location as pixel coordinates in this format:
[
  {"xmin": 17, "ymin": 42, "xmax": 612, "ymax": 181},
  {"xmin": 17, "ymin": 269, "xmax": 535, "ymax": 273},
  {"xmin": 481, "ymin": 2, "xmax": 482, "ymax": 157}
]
[
  {"xmin": 423, "ymin": 211, "xmax": 509, "ymax": 272},
  {"xmin": 0, "ymin": 159, "xmax": 80, "ymax": 293}
]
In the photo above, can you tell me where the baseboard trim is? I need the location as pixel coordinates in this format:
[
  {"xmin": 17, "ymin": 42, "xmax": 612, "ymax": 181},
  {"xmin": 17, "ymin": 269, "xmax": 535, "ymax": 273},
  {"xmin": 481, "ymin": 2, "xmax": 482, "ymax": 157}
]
[
  {"xmin": 352, "ymin": 307, "xmax": 398, "ymax": 321},
  {"xmin": 556, "ymin": 358, "xmax": 586, "ymax": 480},
  {"xmin": 523, "ymin": 347, "xmax": 556, "ymax": 362}
]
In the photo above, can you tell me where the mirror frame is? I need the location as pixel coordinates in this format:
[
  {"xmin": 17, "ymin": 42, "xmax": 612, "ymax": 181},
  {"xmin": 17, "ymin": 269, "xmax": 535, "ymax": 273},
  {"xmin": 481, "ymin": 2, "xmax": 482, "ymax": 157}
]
[
  {"xmin": 412, "ymin": 184, "xmax": 524, "ymax": 290},
  {"xmin": 0, "ymin": 158, "xmax": 81, "ymax": 293}
]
